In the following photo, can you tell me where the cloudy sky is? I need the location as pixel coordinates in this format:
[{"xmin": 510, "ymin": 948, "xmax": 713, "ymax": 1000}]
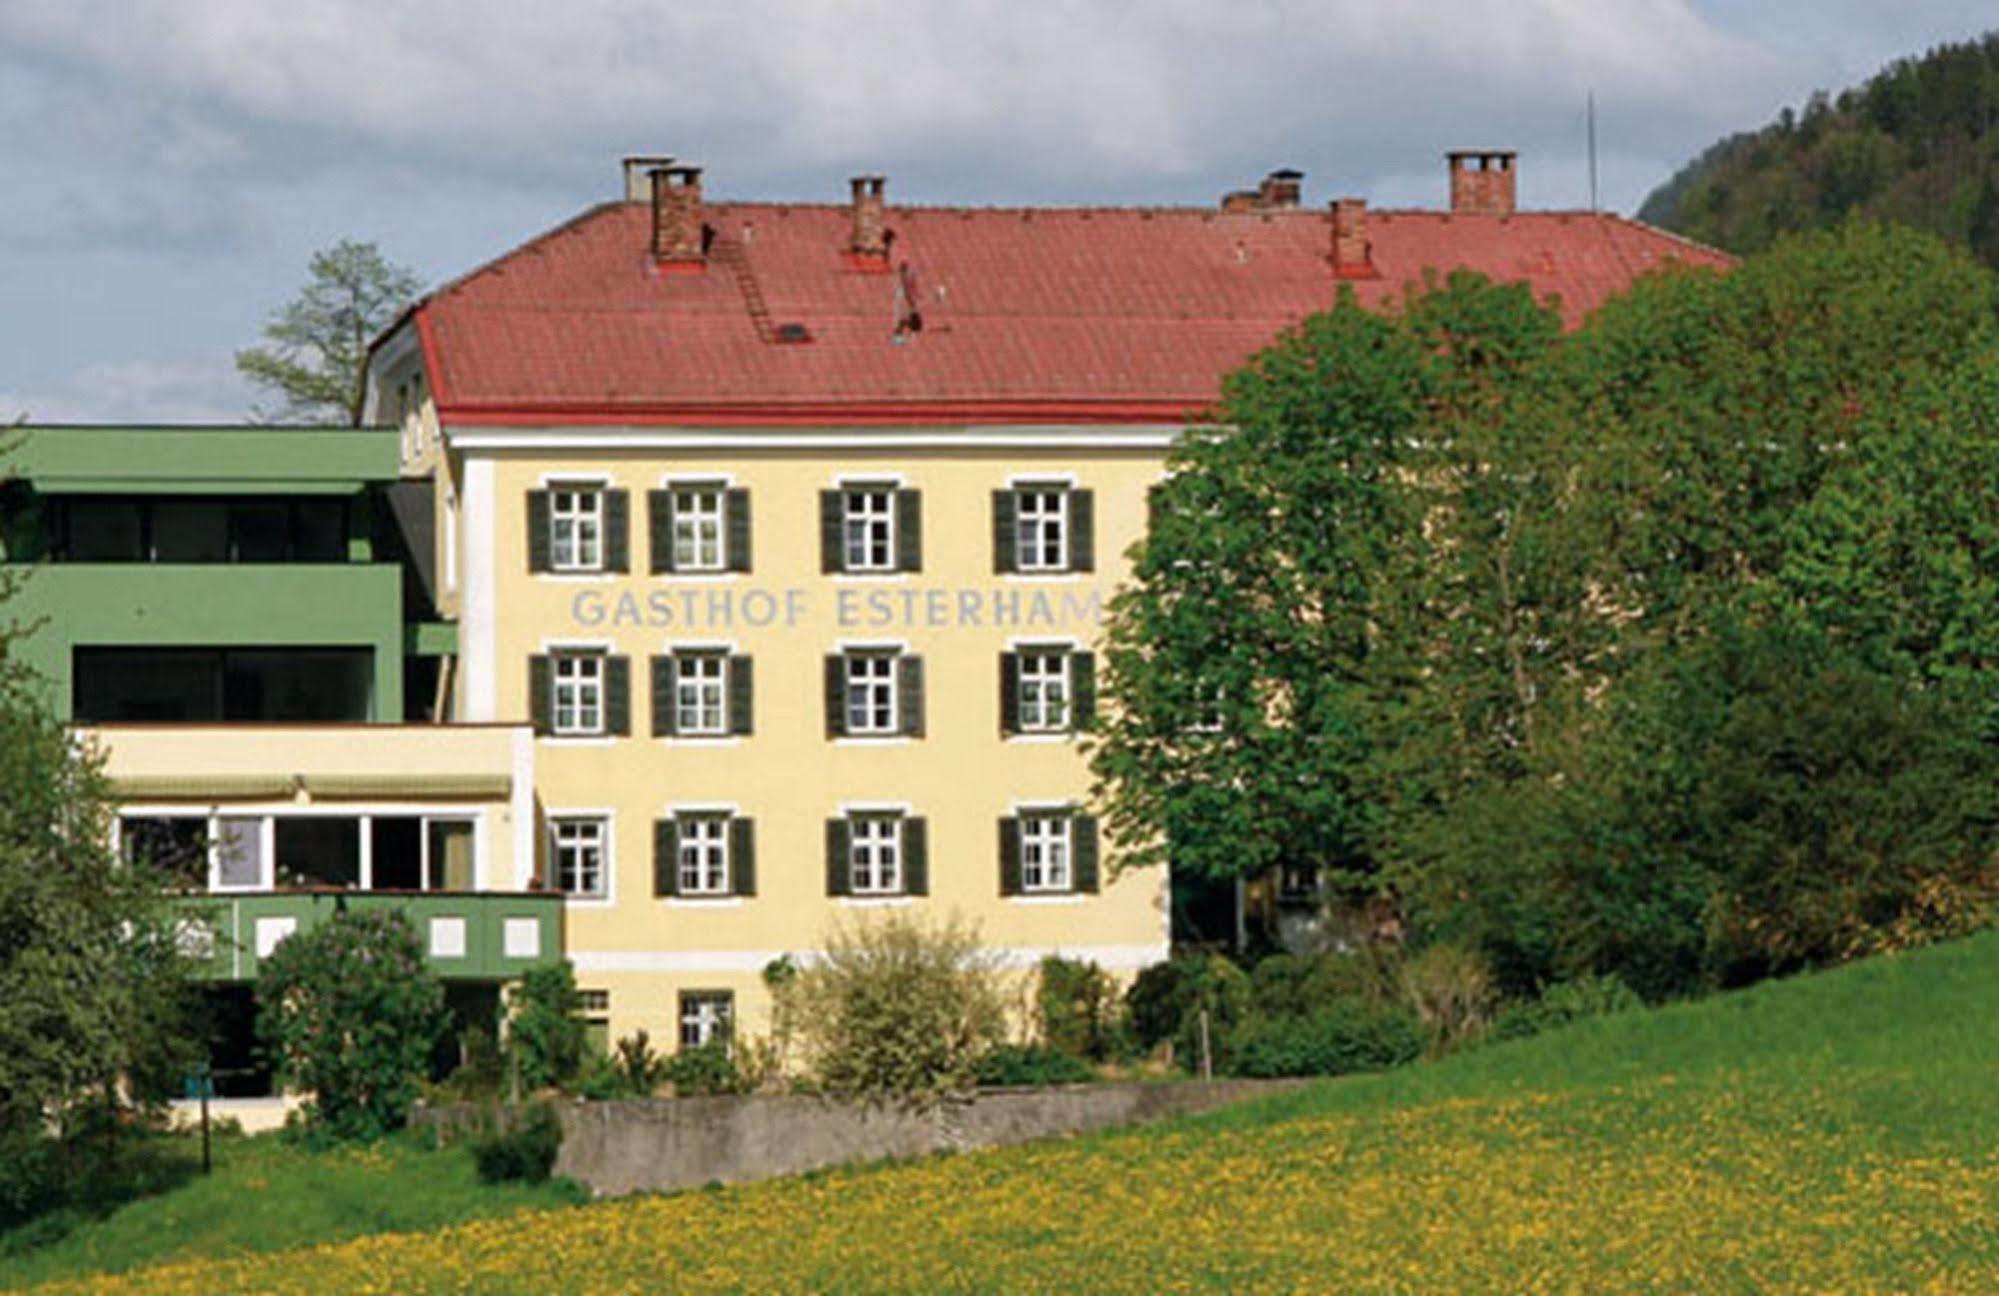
[{"xmin": 2, "ymin": 1, "xmax": 1992, "ymax": 423}]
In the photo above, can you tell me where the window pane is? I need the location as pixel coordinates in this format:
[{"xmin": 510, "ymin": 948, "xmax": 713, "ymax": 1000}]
[
  {"xmin": 64, "ymin": 499, "xmax": 145, "ymax": 561},
  {"xmin": 122, "ymin": 816, "xmax": 209, "ymax": 888},
  {"xmin": 293, "ymin": 500, "xmax": 347, "ymax": 561},
  {"xmin": 231, "ymin": 503, "xmax": 291, "ymax": 561},
  {"xmin": 274, "ymin": 818, "xmax": 361, "ymax": 889},
  {"xmin": 215, "ymin": 817, "xmax": 264, "ymax": 888},
  {"xmin": 426, "ymin": 819, "xmax": 476, "ymax": 891},
  {"xmin": 370, "ymin": 816, "xmax": 423, "ymax": 890},
  {"xmin": 151, "ymin": 501, "xmax": 230, "ymax": 562}
]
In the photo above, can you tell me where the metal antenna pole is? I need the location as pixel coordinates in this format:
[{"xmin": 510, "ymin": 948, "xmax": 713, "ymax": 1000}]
[{"xmin": 1588, "ymin": 90, "xmax": 1600, "ymax": 212}]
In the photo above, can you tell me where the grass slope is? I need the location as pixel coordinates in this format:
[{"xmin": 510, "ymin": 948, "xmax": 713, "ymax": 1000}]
[
  {"xmin": 0, "ymin": 1135, "xmax": 583, "ymax": 1291},
  {"xmin": 26, "ymin": 931, "xmax": 1999, "ymax": 1293}
]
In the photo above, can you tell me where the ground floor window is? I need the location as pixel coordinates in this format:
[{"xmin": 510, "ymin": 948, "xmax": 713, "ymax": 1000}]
[
  {"xmin": 679, "ymin": 990, "xmax": 733, "ymax": 1050},
  {"xmin": 579, "ymin": 989, "xmax": 611, "ymax": 1055},
  {"xmin": 552, "ymin": 818, "xmax": 609, "ymax": 898}
]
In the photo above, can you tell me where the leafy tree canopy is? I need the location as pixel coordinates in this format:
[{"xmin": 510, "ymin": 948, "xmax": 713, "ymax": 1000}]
[
  {"xmin": 1094, "ymin": 223, "xmax": 1999, "ymax": 990},
  {"xmin": 236, "ymin": 240, "xmax": 421, "ymax": 426},
  {"xmin": 1639, "ymin": 32, "xmax": 1999, "ymax": 268}
]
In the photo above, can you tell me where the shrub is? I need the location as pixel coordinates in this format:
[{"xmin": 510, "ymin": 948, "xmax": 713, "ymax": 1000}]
[
  {"xmin": 1126, "ymin": 955, "xmax": 1251, "ymax": 1073},
  {"xmin": 1225, "ymin": 998, "xmax": 1423, "ymax": 1078},
  {"xmin": 507, "ymin": 963, "xmax": 587, "ymax": 1093},
  {"xmin": 974, "ymin": 1044, "xmax": 1098, "ymax": 1087},
  {"xmin": 1491, "ymin": 973, "xmax": 1644, "ymax": 1042},
  {"xmin": 777, "ymin": 913, "xmax": 1007, "ymax": 1106},
  {"xmin": 663, "ymin": 1042, "xmax": 745, "ymax": 1097},
  {"xmin": 1398, "ymin": 943, "xmax": 1497, "ymax": 1053},
  {"xmin": 614, "ymin": 1030, "xmax": 666, "ymax": 1096},
  {"xmin": 254, "ymin": 910, "xmax": 448, "ymax": 1141},
  {"xmin": 1036, "ymin": 956, "xmax": 1125, "ymax": 1061},
  {"xmin": 469, "ymin": 1102, "xmax": 562, "ymax": 1184},
  {"xmin": 1246, "ymin": 948, "xmax": 1401, "ymax": 1020}
]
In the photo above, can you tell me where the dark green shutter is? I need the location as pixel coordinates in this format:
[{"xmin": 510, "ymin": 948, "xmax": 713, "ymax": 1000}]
[
  {"xmin": 825, "ymin": 818, "xmax": 851, "ymax": 895},
  {"xmin": 605, "ymin": 655, "xmax": 631, "ymax": 736},
  {"xmin": 903, "ymin": 817, "xmax": 929, "ymax": 896},
  {"xmin": 993, "ymin": 488, "xmax": 1018, "ymax": 573},
  {"xmin": 604, "ymin": 490, "xmax": 630, "ymax": 572},
  {"xmin": 999, "ymin": 651, "xmax": 1021, "ymax": 735},
  {"xmin": 648, "ymin": 490, "xmax": 675, "ymax": 573},
  {"xmin": 527, "ymin": 491, "xmax": 552, "ymax": 572},
  {"xmin": 895, "ymin": 488, "xmax": 922, "ymax": 573},
  {"xmin": 819, "ymin": 490, "xmax": 843, "ymax": 573},
  {"xmin": 999, "ymin": 817, "xmax": 1022, "ymax": 896},
  {"xmin": 1071, "ymin": 651, "xmax": 1097, "ymax": 731},
  {"xmin": 728, "ymin": 655, "xmax": 754, "ymax": 736},
  {"xmin": 528, "ymin": 655, "xmax": 553, "ymax": 735},
  {"xmin": 651, "ymin": 655, "xmax": 676, "ymax": 737},
  {"xmin": 898, "ymin": 655, "xmax": 925, "ymax": 737},
  {"xmin": 731, "ymin": 817, "xmax": 756, "ymax": 896},
  {"xmin": 1069, "ymin": 488, "xmax": 1095, "ymax": 572},
  {"xmin": 824, "ymin": 654, "xmax": 845, "ymax": 738},
  {"xmin": 1074, "ymin": 815, "xmax": 1100, "ymax": 893},
  {"xmin": 654, "ymin": 818, "xmax": 679, "ymax": 897},
  {"xmin": 726, "ymin": 488, "xmax": 752, "ymax": 573}
]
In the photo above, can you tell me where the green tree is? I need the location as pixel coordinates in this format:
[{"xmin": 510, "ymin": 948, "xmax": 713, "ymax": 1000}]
[
  {"xmin": 255, "ymin": 909, "xmax": 447, "ymax": 1140},
  {"xmin": 0, "ymin": 670, "xmax": 195, "ymax": 1216},
  {"xmin": 505, "ymin": 962, "xmax": 588, "ymax": 1093},
  {"xmin": 1090, "ymin": 273, "xmax": 1563, "ymax": 895},
  {"xmin": 237, "ymin": 240, "xmax": 421, "ymax": 426}
]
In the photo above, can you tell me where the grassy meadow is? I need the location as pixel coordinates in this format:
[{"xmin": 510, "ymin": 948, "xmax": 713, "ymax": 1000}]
[{"xmin": 15, "ymin": 929, "xmax": 1999, "ymax": 1293}]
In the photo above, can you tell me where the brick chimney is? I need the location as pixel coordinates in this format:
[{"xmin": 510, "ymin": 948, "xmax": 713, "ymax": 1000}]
[
  {"xmin": 651, "ymin": 165, "xmax": 706, "ymax": 267},
  {"xmin": 848, "ymin": 174, "xmax": 889, "ymax": 269},
  {"xmin": 1257, "ymin": 168, "xmax": 1303, "ymax": 209},
  {"xmin": 1447, "ymin": 150, "xmax": 1517, "ymax": 216},
  {"xmin": 622, "ymin": 155, "xmax": 674, "ymax": 202},
  {"xmin": 1330, "ymin": 197, "xmax": 1376, "ymax": 279}
]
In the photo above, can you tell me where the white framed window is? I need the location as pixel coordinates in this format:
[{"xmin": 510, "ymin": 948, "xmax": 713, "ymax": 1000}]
[
  {"xmin": 679, "ymin": 990, "xmax": 734, "ymax": 1050},
  {"xmin": 550, "ymin": 487, "xmax": 604, "ymax": 572},
  {"xmin": 845, "ymin": 653, "xmax": 897, "ymax": 734},
  {"xmin": 677, "ymin": 816, "xmax": 730, "ymax": 896},
  {"xmin": 842, "ymin": 487, "xmax": 895, "ymax": 572},
  {"xmin": 850, "ymin": 816, "xmax": 902, "ymax": 894},
  {"xmin": 674, "ymin": 653, "xmax": 727, "ymax": 735},
  {"xmin": 672, "ymin": 485, "xmax": 725, "ymax": 571},
  {"xmin": 553, "ymin": 653, "xmax": 604, "ymax": 735},
  {"xmin": 1018, "ymin": 649, "xmax": 1071, "ymax": 732},
  {"xmin": 1020, "ymin": 814, "xmax": 1073, "ymax": 892},
  {"xmin": 551, "ymin": 817, "xmax": 608, "ymax": 899},
  {"xmin": 1015, "ymin": 486, "xmax": 1068, "ymax": 571}
]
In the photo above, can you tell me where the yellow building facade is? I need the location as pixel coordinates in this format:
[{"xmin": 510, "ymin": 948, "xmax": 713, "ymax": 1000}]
[{"xmin": 425, "ymin": 429, "xmax": 1175, "ymax": 1045}]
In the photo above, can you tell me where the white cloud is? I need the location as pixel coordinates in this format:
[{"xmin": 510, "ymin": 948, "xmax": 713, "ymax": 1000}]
[
  {"xmin": 3, "ymin": 357, "xmax": 252, "ymax": 425},
  {"xmin": 0, "ymin": 0, "xmax": 1779, "ymax": 195}
]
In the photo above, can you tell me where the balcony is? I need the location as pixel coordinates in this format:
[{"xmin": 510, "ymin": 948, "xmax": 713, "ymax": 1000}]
[{"xmin": 168, "ymin": 890, "xmax": 564, "ymax": 983}]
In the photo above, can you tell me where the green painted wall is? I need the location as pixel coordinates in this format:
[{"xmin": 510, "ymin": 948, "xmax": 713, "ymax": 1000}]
[
  {"xmin": 5, "ymin": 426, "xmax": 399, "ymax": 493},
  {"xmin": 168, "ymin": 891, "xmax": 566, "ymax": 983},
  {"xmin": 6, "ymin": 564, "xmax": 405, "ymax": 719}
]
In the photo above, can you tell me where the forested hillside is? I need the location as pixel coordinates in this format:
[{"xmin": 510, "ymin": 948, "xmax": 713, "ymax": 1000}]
[{"xmin": 1638, "ymin": 33, "xmax": 1999, "ymax": 265}]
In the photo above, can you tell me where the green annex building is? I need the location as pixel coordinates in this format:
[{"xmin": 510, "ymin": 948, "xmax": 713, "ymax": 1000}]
[{"xmin": 1, "ymin": 425, "xmax": 558, "ymax": 1099}]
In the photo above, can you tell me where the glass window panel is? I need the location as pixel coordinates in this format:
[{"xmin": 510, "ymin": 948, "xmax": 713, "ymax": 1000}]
[
  {"xmin": 426, "ymin": 819, "xmax": 476, "ymax": 892},
  {"xmin": 63, "ymin": 499, "xmax": 145, "ymax": 562},
  {"xmin": 150, "ymin": 501, "xmax": 230, "ymax": 562},
  {"xmin": 370, "ymin": 816, "xmax": 423, "ymax": 890},
  {"xmin": 216, "ymin": 816, "xmax": 265, "ymax": 888},
  {"xmin": 293, "ymin": 500, "xmax": 347, "ymax": 561},
  {"xmin": 274, "ymin": 818, "xmax": 360, "ymax": 890},
  {"xmin": 230, "ymin": 503, "xmax": 291, "ymax": 562}
]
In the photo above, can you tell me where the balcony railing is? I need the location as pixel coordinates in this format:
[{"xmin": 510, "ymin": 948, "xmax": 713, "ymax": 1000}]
[{"xmin": 167, "ymin": 890, "xmax": 563, "ymax": 982}]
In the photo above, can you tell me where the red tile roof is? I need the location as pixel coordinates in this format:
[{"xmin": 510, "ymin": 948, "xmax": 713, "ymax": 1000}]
[{"xmin": 408, "ymin": 200, "xmax": 1729, "ymax": 425}]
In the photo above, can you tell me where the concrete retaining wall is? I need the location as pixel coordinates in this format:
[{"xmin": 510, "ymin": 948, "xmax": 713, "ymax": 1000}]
[{"xmin": 416, "ymin": 1080, "xmax": 1296, "ymax": 1198}]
